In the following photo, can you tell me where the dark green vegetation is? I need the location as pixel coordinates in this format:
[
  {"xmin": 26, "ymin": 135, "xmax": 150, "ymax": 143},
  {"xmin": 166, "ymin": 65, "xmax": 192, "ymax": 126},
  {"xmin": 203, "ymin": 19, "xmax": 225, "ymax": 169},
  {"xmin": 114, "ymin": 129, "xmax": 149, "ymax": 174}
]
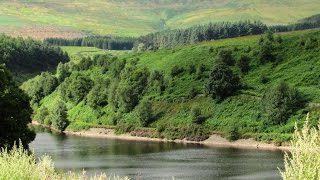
[
  {"xmin": 22, "ymin": 28, "xmax": 320, "ymax": 143},
  {"xmin": 45, "ymin": 36, "xmax": 136, "ymax": 50},
  {"xmin": 135, "ymin": 18, "xmax": 320, "ymax": 50},
  {"xmin": 0, "ymin": 35, "xmax": 69, "ymax": 83},
  {"xmin": 0, "ymin": 65, "xmax": 35, "ymax": 148}
]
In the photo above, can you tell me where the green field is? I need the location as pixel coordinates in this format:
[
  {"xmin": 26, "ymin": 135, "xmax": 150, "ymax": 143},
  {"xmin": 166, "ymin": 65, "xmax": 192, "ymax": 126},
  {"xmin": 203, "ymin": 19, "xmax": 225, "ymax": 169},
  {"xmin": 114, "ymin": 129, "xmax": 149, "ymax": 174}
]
[{"xmin": 0, "ymin": 0, "xmax": 319, "ymax": 37}]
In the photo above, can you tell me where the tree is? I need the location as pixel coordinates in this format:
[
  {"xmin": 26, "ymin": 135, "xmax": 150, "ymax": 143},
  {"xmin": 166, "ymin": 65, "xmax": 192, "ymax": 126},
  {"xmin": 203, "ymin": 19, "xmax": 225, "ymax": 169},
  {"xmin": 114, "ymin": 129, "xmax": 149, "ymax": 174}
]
[
  {"xmin": 60, "ymin": 73, "xmax": 93, "ymax": 104},
  {"xmin": 216, "ymin": 49, "xmax": 235, "ymax": 66},
  {"xmin": 237, "ymin": 54, "xmax": 250, "ymax": 74},
  {"xmin": 262, "ymin": 82, "xmax": 305, "ymax": 125},
  {"xmin": 259, "ymin": 39, "xmax": 275, "ymax": 64},
  {"xmin": 35, "ymin": 106, "xmax": 49, "ymax": 124},
  {"xmin": 207, "ymin": 62, "xmax": 241, "ymax": 102},
  {"xmin": 137, "ymin": 100, "xmax": 153, "ymax": 127},
  {"xmin": 50, "ymin": 100, "xmax": 69, "ymax": 131},
  {"xmin": 0, "ymin": 65, "xmax": 35, "ymax": 148}
]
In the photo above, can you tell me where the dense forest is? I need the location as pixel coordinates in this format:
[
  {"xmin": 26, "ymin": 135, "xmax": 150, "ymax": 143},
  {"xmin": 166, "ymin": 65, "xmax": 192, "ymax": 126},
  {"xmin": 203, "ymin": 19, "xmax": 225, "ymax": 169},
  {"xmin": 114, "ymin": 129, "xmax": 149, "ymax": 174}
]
[
  {"xmin": 45, "ymin": 36, "xmax": 136, "ymax": 50},
  {"xmin": 0, "ymin": 35, "xmax": 69, "ymax": 83},
  {"xmin": 22, "ymin": 29, "xmax": 320, "ymax": 142}
]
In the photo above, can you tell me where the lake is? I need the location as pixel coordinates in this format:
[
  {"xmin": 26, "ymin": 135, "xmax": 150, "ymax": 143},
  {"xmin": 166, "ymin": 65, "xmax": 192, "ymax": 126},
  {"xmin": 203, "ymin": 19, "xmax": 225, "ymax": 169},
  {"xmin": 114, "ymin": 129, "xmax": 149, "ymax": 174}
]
[{"xmin": 29, "ymin": 128, "xmax": 284, "ymax": 180}]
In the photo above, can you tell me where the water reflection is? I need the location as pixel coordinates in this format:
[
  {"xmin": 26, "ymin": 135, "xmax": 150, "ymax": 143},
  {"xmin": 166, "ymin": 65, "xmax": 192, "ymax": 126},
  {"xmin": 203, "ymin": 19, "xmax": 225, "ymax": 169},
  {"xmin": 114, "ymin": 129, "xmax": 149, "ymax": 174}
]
[{"xmin": 30, "ymin": 126, "xmax": 284, "ymax": 180}]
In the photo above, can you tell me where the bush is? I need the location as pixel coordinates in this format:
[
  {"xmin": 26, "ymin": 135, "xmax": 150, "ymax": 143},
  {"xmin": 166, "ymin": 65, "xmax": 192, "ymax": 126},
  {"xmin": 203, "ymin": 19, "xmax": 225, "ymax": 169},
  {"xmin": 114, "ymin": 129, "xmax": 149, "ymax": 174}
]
[
  {"xmin": 225, "ymin": 126, "xmax": 240, "ymax": 141},
  {"xmin": 262, "ymin": 82, "xmax": 306, "ymax": 125},
  {"xmin": 137, "ymin": 100, "xmax": 153, "ymax": 127},
  {"xmin": 237, "ymin": 54, "xmax": 250, "ymax": 74},
  {"xmin": 260, "ymin": 74, "xmax": 269, "ymax": 84},
  {"xmin": 115, "ymin": 123, "xmax": 136, "ymax": 135},
  {"xmin": 50, "ymin": 100, "xmax": 69, "ymax": 131},
  {"xmin": 60, "ymin": 73, "xmax": 93, "ymax": 104},
  {"xmin": 207, "ymin": 62, "xmax": 241, "ymax": 102},
  {"xmin": 35, "ymin": 106, "xmax": 49, "ymax": 124},
  {"xmin": 216, "ymin": 49, "xmax": 235, "ymax": 66},
  {"xmin": 171, "ymin": 65, "xmax": 184, "ymax": 77},
  {"xmin": 281, "ymin": 115, "xmax": 320, "ymax": 179},
  {"xmin": 191, "ymin": 106, "xmax": 206, "ymax": 124},
  {"xmin": 259, "ymin": 39, "xmax": 275, "ymax": 64},
  {"xmin": 164, "ymin": 124, "xmax": 209, "ymax": 141}
]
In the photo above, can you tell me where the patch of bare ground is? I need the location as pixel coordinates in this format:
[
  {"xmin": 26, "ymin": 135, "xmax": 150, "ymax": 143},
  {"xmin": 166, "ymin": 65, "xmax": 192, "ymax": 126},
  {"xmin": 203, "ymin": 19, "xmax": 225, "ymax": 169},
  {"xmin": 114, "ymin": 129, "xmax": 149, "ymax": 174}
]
[{"xmin": 0, "ymin": 26, "xmax": 86, "ymax": 39}]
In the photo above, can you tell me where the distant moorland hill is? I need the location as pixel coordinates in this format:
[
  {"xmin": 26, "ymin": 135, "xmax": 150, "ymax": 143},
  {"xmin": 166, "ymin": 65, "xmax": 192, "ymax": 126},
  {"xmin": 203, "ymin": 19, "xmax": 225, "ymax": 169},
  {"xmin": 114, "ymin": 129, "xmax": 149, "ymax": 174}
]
[{"xmin": 0, "ymin": 0, "xmax": 320, "ymax": 38}]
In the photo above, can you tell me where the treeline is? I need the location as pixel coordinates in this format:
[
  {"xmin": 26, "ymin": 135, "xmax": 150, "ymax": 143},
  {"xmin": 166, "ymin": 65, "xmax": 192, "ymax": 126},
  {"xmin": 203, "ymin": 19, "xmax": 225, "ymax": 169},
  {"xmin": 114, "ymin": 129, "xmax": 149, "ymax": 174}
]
[
  {"xmin": 45, "ymin": 36, "xmax": 136, "ymax": 50},
  {"xmin": 135, "ymin": 16, "xmax": 320, "ymax": 50},
  {"xmin": 270, "ymin": 14, "xmax": 320, "ymax": 33},
  {"xmin": 0, "ymin": 35, "xmax": 69, "ymax": 73},
  {"xmin": 135, "ymin": 20, "xmax": 268, "ymax": 50}
]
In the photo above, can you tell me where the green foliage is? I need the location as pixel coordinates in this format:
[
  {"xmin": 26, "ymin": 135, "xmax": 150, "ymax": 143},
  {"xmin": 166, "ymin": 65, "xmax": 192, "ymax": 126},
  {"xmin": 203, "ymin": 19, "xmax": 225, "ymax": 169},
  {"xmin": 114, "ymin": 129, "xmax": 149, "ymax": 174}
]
[
  {"xmin": 262, "ymin": 82, "xmax": 306, "ymax": 125},
  {"xmin": 171, "ymin": 65, "xmax": 185, "ymax": 77},
  {"xmin": 164, "ymin": 124, "xmax": 209, "ymax": 141},
  {"xmin": 225, "ymin": 126, "xmax": 240, "ymax": 141},
  {"xmin": 0, "ymin": 65, "xmax": 35, "ymax": 148},
  {"xmin": 21, "ymin": 72, "xmax": 58, "ymax": 106},
  {"xmin": 60, "ymin": 73, "xmax": 93, "ymax": 103},
  {"xmin": 259, "ymin": 38, "xmax": 275, "ymax": 64},
  {"xmin": 117, "ymin": 66, "xmax": 150, "ymax": 112},
  {"xmin": 86, "ymin": 79, "xmax": 110, "ymax": 108},
  {"xmin": 35, "ymin": 106, "xmax": 49, "ymax": 124},
  {"xmin": 216, "ymin": 49, "xmax": 235, "ymax": 66},
  {"xmin": 207, "ymin": 62, "xmax": 241, "ymax": 102},
  {"xmin": 137, "ymin": 100, "xmax": 153, "ymax": 127},
  {"xmin": 50, "ymin": 100, "xmax": 69, "ymax": 131},
  {"xmin": 0, "ymin": 35, "xmax": 68, "ymax": 81},
  {"xmin": 281, "ymin": 115, "xmax": 320, "ymax": 180},
  {"xmin": 56, "ymin": 62, "xmax": 70, "ymax": 83},
  {"xmin": 190, "ymin": 106, "xmax": 206, "ymax": 124},
  {"xmin": 237, "ymin": 54, "xmax": 250, "ymax": 74},
  {"xmin": 0, "ymin": 142, "xmax": 129, "ymax": 180}
]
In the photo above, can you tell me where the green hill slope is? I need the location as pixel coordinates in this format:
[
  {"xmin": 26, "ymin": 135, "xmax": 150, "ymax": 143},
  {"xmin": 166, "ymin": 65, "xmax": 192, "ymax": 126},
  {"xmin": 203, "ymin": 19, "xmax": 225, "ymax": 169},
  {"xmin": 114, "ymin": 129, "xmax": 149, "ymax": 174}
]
[
  {"xmin": 22, "ymin": 29, "xmax": 320, "ymax": 143},
  {"xmin": 1, "ymin": 0, "xmax": 320, "ymax": 38}
]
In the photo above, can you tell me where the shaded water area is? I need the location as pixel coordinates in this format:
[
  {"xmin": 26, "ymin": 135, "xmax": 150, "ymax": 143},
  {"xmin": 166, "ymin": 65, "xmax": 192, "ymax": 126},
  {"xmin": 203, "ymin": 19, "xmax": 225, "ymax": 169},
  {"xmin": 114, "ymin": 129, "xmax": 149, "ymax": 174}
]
[{"xmin": 30, "ymin": 127, "xmax": 284, "ymax": 180}]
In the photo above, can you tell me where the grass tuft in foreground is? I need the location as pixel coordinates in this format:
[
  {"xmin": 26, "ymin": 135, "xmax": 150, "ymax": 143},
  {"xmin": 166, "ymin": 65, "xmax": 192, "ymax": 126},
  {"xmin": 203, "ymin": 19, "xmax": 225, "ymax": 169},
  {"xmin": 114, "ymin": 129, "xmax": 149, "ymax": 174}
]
[
  {"xmin": 280, "ymin": 113, "xmax": 320, "ymax": 180},
  {"xmin": 0, "ymin": 143, "xmax": 129, "ymax": 180}
]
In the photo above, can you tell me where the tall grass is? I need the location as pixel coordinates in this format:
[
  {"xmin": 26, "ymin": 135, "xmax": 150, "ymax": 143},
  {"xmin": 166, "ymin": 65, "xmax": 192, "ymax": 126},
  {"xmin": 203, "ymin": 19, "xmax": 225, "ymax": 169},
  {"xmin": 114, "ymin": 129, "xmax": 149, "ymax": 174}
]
[
  {"xmin": 0, "ymin": 143, "xmax": 129, "ymax": 180},
  {"xmin": 280, "ymin": 113, "xmax": 320, "ymax": 180}
]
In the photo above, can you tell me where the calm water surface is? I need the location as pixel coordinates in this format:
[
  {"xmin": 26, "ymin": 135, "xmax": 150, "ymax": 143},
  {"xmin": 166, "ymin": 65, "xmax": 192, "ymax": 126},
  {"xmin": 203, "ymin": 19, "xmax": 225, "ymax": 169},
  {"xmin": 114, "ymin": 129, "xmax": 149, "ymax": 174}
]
[{"xmin": 30, "ymin": 128, "xmax": 284, "ymax": 180}]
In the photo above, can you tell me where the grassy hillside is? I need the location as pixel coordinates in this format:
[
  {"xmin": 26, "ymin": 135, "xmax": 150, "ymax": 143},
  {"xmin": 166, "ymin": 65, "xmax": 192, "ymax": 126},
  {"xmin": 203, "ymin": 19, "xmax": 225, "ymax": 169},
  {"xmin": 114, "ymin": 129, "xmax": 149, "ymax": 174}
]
[
  {"xmin": 0, "ymin": 0, "xmax": 320, "ymax": 38},
  {"xmin": 22, "ymin": 28, "xmax": 320, "ymax": 143}
]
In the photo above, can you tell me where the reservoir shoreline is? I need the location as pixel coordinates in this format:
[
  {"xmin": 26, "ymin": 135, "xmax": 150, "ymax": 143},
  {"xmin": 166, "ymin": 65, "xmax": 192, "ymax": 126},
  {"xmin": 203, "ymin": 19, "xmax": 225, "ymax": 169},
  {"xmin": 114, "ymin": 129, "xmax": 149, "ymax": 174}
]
[{"xmin": 31, "ymin": 121, "xmax": 290, "ymax": 151}]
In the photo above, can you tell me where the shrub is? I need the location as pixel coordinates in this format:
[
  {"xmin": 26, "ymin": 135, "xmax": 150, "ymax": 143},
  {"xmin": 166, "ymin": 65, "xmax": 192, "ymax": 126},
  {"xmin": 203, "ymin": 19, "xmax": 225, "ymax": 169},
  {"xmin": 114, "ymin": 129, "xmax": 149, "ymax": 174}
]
[
  {"xmin": 225, "ymin": 126, "xmax": 240, "ymax": 141},
  {"xmin": 207, "ymin": 62, "xmax": 241, "ymax": 102},
  {"xmin": 115, "ymin": 123, "xmax": 136, "ymax": 135},
  {"xmin": 262, "ymin": 82, "xmax": 306, "ymax": 125},
  {"xmin": 260, "ymin": 74, "xmax": 269, "ymax": 84},
  {"xmin": 137, "ymin": 100, "xmax": 153, "ymax": 127},
  {"xmin": 216, "ymin": 49, "xmax": 235, "ymax": 66},
  {"xmin": 50, "ymin": 100, "xmax": 69, "ymax": 131},
  {"xmin": 237, "ymin": 54, "xmax": 251, "ymax": 74},
  {"xmin": 280, "ymin": 114, "xmax": 320, "ymax": 179},
  {"xmin": 259, "ymin": 39, "xmax": 275, "ymax": 64},
  {"xmin": 191, "ymin": 106, "xmax": 206, "ymax": 124},
  {"xmin": 35, "ymin": 106, "xmax": 49, "ymax": 124},
  {"xmin": 171, "ymin": 65, "xmax": 184, "ymax": 77}
]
